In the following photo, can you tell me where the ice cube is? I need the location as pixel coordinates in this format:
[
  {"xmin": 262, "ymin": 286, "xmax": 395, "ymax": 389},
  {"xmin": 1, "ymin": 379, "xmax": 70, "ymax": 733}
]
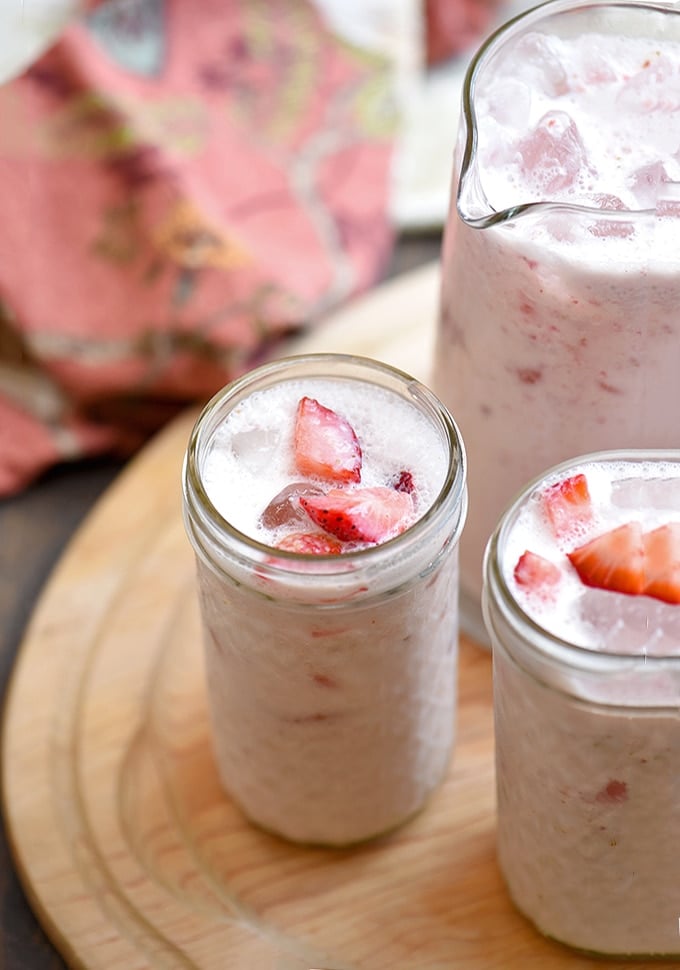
[
  {"xmin": 610, "ymin": 477, "xmax": 645, "ymax": 510},
  {"xmin": 646, "ymin": 604, "xmax": 680, "ymax": 657},
  {"xmin": 260, "ymin": 481, "xmax": 324, "ymax": 530},
  {"xmin": 542, "ymin": 209, "xmax": 577, "ymax": 242},
  {"xmin": 230, "ymin": 427, "xmax": 282, "ymax": 474},
  {"xmin": 616, "ymin": 54, "xmax": 678, "ymax": 114},
  {"xmin": 478, "ymin": 116, "xmax": 519, "ymax": 172},
  {"xmin": 655, "ymin": 182, "xmax": 680, "ymax": 219},
  {"xmin": 586, "ymin": 593, "xmax": 680, "ymax": 658},
  {"xmin": 647, "ymin": 479, "xmax": 680, "ymax": 510},
  {"xmin": 518, "ymin": 111, "xmax": 590, "ymax": 195},
  {"xmin": 587, "ymin": 194, "xmax": 634, "ymax": 238},
  {"xmin": 579, "ymin": 48, "xmax": 617, "ymax": 86},
  {"xmin": 511, "ymin": 32, "xmax": 569, "ymax": 97},
  {"xmin": 482, "ymin": 77, "xmax": 532, "ymax": 130},
  {"xmin": 612, "ymin": 477, "xmax": 680, "ymax": 512},
  {"xmin": 630, "ymin": 161, "xmax": 670, "ymax": 208},
  {"xmin": 579, "ymin": 588, "xmax": 658, "ymax": 655}
]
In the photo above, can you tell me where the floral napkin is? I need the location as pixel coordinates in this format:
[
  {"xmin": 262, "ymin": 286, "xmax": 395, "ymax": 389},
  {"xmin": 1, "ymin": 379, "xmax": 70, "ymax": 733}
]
[{"xmin": 0, "ymin": 0, "xmax": 504, "ymax": 496}]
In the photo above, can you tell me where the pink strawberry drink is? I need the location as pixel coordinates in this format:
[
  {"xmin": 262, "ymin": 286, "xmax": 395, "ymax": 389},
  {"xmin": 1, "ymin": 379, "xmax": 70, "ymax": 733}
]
[
  {"xmin": 434, "ymin": 0, "xmax": 680, "ymax": 643},
  {"xmin": 483, "ymin": 450, "xmax": 680, "ymax": 956},
  {"xmin": 182, "ymin": 354, "xmax": 467, "ymax": 845}
]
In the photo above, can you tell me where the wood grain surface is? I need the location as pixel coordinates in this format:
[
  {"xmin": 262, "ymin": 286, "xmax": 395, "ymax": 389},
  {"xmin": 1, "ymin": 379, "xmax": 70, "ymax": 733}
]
[{"xmin": 2, "ymin": 265, "xmax": 660, "ymax": 969}]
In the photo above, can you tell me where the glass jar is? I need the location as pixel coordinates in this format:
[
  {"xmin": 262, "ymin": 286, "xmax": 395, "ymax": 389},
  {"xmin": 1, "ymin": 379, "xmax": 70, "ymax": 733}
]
[
  {"xmin": 182, "ymin": 353, "xmax": 467, "ymax": 846},
  {"xmin": 483, "ymin": 450, "xmax": 680, "ymax": 957}
]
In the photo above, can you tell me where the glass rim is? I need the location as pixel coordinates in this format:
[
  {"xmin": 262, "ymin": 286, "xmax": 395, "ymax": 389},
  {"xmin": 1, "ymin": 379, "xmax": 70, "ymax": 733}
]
[
  {"xmin": 484, "ymin": 448, "xmax": 680, "ymax": 672},
  {"xmin": 458, "ymin": 0, "xmax": 680, "ymax": 229},
  {"xmin": 182, "ymin": 352, "xmax": 467, "ymax": 581}
]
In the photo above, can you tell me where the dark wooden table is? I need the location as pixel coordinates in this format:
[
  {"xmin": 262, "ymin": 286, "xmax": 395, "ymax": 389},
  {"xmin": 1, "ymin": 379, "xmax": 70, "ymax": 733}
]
[{"xmin": 0, "ymin": 233, "xmax": 441, "ymax": 969}]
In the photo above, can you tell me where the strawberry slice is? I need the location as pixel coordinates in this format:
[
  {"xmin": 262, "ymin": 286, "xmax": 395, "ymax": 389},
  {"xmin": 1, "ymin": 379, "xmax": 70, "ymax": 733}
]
[
  {"xmin": 294, "ymin": 397, "xmax": 362, "ymax": 483},
  {"xmin": 300, "ymin": 486, "xmax": 414, "ymax": 543},
  {"xmin": 542, "ymin": 473, "xmax": 593, "ymax": 538},
  {"xmin": 642, "ymin": 523, "xmax": 680, "ymax": 604},
  {"xmin": 393, "ymin": 470, "xmax": 415, "ymax": 495},
  {"xmin": 274, "ymin": 532, "xmax": 343, "ymax": 555},
  {"xmin": 567, "ymin": 522, "xmax": 645, "ymax": 596},
  {"xmin": 514, "ymin": 550, "xmax": 561, "ymax": 592}
]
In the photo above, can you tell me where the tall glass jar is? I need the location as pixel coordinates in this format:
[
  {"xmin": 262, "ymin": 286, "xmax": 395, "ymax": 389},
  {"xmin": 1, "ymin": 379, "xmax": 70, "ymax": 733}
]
[
  {"xmin": 182, "ymin": 354, "xmax": 467, "ymax": 846},
  {"xmin": 484, "ymin": 450, "xmax": 680, "ymax": 957}
]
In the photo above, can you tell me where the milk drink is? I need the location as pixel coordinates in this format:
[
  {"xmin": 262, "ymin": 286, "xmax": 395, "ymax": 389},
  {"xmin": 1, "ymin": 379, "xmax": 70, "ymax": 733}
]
[
  {"xmin": 484, "ymin": 451, "xmax": 680, "ymax": 956},
  {"xmin": 183, "ymin": 354, "xmax": 467, "ymax": 845}
]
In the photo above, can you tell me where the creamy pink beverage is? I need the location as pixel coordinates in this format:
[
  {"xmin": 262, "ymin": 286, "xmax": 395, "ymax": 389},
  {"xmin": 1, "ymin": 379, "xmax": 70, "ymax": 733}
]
[
  {"xmin": 484, "ymin": 451, "xmax": 680, "ymax": 956},
  {"xmin": 182, "ymin": 354, "xmax": 467, "ymax": 846},
  {"xmin": 434, "ymin": 0, "xmax": 680, "ymax": 642}
]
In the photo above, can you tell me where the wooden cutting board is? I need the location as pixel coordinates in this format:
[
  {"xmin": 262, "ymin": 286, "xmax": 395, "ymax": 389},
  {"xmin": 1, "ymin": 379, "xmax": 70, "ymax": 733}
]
[{"xmin": 2, "ymin": 264, "xmax": 650, "ymax": 970}]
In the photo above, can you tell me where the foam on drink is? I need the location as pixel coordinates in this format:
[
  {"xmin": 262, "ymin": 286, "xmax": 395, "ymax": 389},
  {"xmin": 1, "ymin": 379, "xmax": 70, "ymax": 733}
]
[
  {"xmin": 502, "ymin": 458, "xmax": 680, "ymax": 655},
  {"xmin": 202, "ymin": 377, "xmax": 449, "ymax": 548},
  {"xmin": 479, "ymin": 33, "xmax": 680, "ymax": 207}
]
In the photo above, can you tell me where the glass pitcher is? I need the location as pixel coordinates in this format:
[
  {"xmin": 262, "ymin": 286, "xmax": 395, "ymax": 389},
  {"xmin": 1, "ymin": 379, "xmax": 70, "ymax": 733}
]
[{"xmin": 432, "ymin": 0, "xmax": 680, "ymax": 644}]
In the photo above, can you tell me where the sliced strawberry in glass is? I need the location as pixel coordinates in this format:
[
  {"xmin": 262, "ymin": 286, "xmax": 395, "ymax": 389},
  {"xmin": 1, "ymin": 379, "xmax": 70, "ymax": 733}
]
[
  {"xmin": 294, "ymin": 397, "xmax": 362, "ymax": 484},
  {"xmin": 274, "ymin": 531, "xmax": 343, "ymax": 556},
  {"xmin": 300, "ymin": 486, "xmax": 414, "ymax": 544},
  {"xmin": 642, "ymin": 522, "xmax": 680, "ymax": 604},
  {"xmin": 542, "ymin": 472, "xmax": 593, "ymax": 539},
  {"xmin": 514, "ymin": 550, "xmax": 561, "ymax": 593},
  {"xmin": 393, "ymin": 470, "xmax": 415, "ymax": 495},
  {"xmin": 567, "ymin": 521, "xmax": 645, "ymax": 596}
]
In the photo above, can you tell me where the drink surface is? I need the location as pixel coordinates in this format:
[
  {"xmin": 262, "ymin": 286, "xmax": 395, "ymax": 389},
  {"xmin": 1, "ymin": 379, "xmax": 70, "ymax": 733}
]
[
  {"xmin": 478, "ymin": 30, "xmax": 680, "ymax": 223},
  {"xmin": 202, "ymin": 377, "xmax": 448, "ymax": 550},
  {"xmin": 502, "ymin": 457, "xmax": 680, "ymax": 654}
]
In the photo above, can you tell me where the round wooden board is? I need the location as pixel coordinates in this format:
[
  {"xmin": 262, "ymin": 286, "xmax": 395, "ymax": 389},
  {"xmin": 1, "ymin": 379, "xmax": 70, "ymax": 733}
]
[{"xmin": 2, "ymin": 265, "xmax": 648, "ymax": 970}]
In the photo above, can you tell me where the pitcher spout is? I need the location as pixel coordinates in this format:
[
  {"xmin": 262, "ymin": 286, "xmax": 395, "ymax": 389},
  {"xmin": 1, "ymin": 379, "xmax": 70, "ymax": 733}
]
[{"xmin": 455, "ymin": 0, "xmax": 680, "ymax": 230}]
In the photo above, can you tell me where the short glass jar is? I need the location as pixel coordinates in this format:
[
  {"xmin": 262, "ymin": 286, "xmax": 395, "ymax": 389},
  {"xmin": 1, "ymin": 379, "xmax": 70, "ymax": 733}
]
[
  {"xmin": 483, "ymin": 450, "xmax": 680, "ymax": 957},
  {"xmin": 182, "ymin": 353, "xmax": 467, "ymax": 846}
]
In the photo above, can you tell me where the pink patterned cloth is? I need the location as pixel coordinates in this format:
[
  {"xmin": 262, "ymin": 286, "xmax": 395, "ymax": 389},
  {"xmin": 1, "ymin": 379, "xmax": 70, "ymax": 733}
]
[
  {"xmin": 0, "ymin": 0, "xmax": 396, "ymax": 495},
  {"xmin": 425, "ymin": 0, "xmax": 504, "ymax": 64}
]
